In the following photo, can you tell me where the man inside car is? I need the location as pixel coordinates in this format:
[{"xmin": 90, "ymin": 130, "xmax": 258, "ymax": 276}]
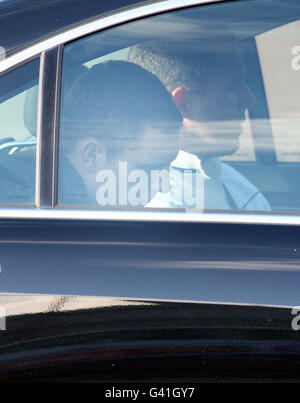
[
  {"xmin": 128, "ymin": 28, "xmax": 270, "ymax": 211},
  {"xmin": 59, "ymin": 60, "xmax": 182, "ymax": 207}
]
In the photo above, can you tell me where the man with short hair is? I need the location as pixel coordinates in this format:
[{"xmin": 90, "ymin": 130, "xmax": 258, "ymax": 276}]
[
  {"xmin": 128, "ymin": 32, "xmax": 270, "ymax": 211},
  {"xmin": 59, "ymin": 60, "xmax": 182, "ymax": 207}
]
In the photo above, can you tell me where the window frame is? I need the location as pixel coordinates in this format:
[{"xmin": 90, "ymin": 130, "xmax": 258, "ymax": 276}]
[{"xmin": 0, "ymin": 0, "xmax": 300, "ymax": 225}]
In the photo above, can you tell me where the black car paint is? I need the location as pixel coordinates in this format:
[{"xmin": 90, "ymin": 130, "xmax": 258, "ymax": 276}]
[
  {"xmin": 0, "ymin": 0, "xmax": 300, "ymax": 383},
  {"xmin": 0, "ymin": 219, "xmax": 300, "ymax": 306},
  {"xmin": 1, "ymin": 219, "xmax": 300, "ymax": 381},
  {"xmin": 1, "ymin": 298, "xmax": 299, "ymax": 382}
]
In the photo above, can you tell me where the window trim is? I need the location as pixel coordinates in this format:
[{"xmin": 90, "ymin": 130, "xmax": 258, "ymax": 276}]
[
  {"xmin": 0, "ymin": 208, "xmax": 297, "ymax": 226},
  {"xmin": 36, "ymin": 47, "xmax": 62, "ymax": 208}
]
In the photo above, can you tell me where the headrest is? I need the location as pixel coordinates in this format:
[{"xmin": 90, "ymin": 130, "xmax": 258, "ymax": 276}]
[{"xmin": 24, "ymin": 84, "xmax": 38, "ymax": 137}]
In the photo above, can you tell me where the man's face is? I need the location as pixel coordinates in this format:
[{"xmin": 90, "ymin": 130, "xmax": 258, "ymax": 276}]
[
  {"xmin": 180, "ymin": 42, "xmax": 256, "ymax": 157},
  {"xmin": 113, "ymin": 124, "xmax": 179, "ymax": 173}
]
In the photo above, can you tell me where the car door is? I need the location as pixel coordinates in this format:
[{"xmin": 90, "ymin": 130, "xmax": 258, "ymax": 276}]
[{"xmin": 1, "ymin": 0, "xmax": 300, "ymax": 383}]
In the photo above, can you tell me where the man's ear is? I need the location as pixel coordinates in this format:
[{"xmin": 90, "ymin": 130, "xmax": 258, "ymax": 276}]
[
  {"xmin": 172, "ymin": 86, "xmax": 188, "ymax": 118},
  {"xmin": 81, "ymin": 140, "xmax": 103, "ymax": 171}
]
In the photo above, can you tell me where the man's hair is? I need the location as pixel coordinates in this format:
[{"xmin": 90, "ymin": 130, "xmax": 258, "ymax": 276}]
[
  {"xmin": 61, "ymin": 60, "xmax": 182, "ymax": 158},
  {"xmin": 128, "ymin": 28, "xmax": 238, "ymax": 94},
  {"xmin": 128, "ymin": 41, "xmax": 211, "ymax": 94}
]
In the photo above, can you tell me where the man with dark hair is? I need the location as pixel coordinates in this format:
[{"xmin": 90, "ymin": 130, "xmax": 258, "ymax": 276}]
[
  {"xmin": 59, "ymin": 60, "xmax": 182, "ymax": 207},
  {"xmin": 129, "ymin": 33, "xmax": 270, "ymax": 211}
]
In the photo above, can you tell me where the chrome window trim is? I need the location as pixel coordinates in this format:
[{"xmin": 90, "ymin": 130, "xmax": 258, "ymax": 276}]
[
  {"xmin": 0, "ymin": 208, "xmax": 298, "ymax": 226},
  {"xmin": 35, "ymin": 54, "xmax": 45, "ymax": 208},
  {"xmin": 35, "ymin": 48, "xmax": 61, "ymax": 208},
  {"xmin": 0, "ymin": 0, "xmax": 223, "ymax": 74}
]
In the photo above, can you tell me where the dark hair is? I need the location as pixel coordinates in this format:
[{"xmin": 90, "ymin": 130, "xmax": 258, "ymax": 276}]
[
  {"xmin": 128, "ymin": 29, "xmax": 238, "ymax": 94},
  {"xmin": 61, "ymin": 60, "xmax": 182, "ymax": 158},
  {"xmin": 128, "ymin": 41, "xmax": 207, "ymax": 93}
]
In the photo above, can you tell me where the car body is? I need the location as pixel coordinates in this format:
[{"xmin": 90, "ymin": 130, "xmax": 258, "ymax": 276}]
[{"xmin": 0, "ymin": 0, "xmax": 300, "ymax": 383}]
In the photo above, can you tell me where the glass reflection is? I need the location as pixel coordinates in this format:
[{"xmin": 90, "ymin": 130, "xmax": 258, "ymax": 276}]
[{"xmin": 59, "ymin": 2, "xmax": 300, "ymax": 212}]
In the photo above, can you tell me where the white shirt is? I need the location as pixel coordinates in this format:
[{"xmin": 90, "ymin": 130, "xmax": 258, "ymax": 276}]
[{"xmin": 146, "ymin": 150, "xmax": 271, "ymax": 211}]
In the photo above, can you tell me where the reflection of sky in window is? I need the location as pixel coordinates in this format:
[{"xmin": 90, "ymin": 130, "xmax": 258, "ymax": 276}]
[
  {"xmin": 65, "ymin": 5, "xmax": 295, "ymax": 166},
  {"xmin": 256, "ymin": 20, "xmax": 300, "ymax": 162},
  {"xmin": 0, "ymin": 0, "xmax": 16, "ymax": 6}
]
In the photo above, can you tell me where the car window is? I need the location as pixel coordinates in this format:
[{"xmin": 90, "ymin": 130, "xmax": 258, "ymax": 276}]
[
  {"xmin": 256, "ymin": 20, "xmax": 300, "ymax": 163},
  {"xmin": 58, "ymin": 0, "xmax": 300, "ymax": 213},
  {"xmin": 0, "ymin": 59, "xmax": 39, "ymax": 205}
]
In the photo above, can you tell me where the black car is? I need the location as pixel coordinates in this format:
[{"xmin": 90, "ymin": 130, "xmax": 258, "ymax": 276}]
[{"xmin": 0, "ymin": 0, "xmax": 300, "ymax": 383}]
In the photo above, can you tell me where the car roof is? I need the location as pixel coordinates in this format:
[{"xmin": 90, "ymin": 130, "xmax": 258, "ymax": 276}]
[
  {"xmin": 1, "ymin": 0, "xmax": 299, "ymax": 59},
  {"xmin": 0, "ymin": 0, "xmax": 148, "ymax": 57}
]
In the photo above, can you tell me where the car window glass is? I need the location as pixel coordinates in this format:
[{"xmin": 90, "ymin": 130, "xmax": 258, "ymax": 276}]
[
  {"xmin": 0, "ymin": 59, "xmax": 39, "ymax": 205},
  {"xmin": 58, "ymin": 0, "xmax": 300, "ymax": 213},
  {"xmin": 256, "ymin": 20, "xmax": 300, "ymax": 163}
]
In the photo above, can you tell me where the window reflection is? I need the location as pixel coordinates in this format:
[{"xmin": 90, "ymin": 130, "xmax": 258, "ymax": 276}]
[{"xmin": 59, "ymin": 1, "xmax": 300, "ymax": 212}]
